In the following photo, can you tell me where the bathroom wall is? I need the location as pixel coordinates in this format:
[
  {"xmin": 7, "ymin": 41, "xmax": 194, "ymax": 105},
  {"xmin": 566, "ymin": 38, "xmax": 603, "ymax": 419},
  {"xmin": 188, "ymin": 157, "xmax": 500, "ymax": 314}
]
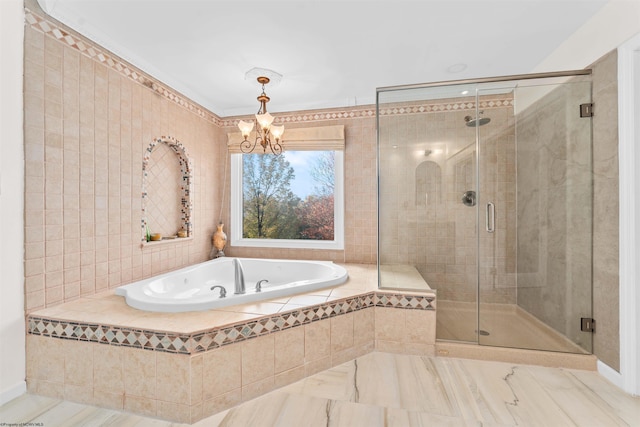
[
  {"xmin": 378, "ymin": 98, "xmax": 516, "ymax": 304},
  {"xmin": 23, "ymin": 7, "xmax": 222, "ymax": 312},
  {"xmin": 515, "ymin": 77, "xmax": 593, "ymax": 351},
  {"xmin": 515, "ymin": 51, "xmax": 620, "ymax": 368},
  {"xmin": 1, "ymin": 0, "xmax": 26, "ymax": 405},
  {"xmin": 22, "ymin": 4, "xmax": 378, "ymax": 313},
  {"xmin": 220, "ymin": 113, "xmax": 377, "ymax": 265},
  {"xmin": 591, "ymin": 50, "xmax": 620, "ymax": 372},
  {"xmin": 518, "ymin": 51, "xmax": 620, "ymax": 369}
]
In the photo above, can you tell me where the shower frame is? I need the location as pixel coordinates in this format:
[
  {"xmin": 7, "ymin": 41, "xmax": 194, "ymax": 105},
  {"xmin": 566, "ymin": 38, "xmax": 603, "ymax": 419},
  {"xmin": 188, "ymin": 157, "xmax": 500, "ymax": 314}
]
[{"xmin": 376, "ymin": 69, "xmax": 594, "ymax": 354}]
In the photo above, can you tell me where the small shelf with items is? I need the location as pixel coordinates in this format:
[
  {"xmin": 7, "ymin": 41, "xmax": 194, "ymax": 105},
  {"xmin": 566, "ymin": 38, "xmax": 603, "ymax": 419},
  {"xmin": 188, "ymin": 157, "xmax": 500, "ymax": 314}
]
[{"xmin": 141, "ymin": 136, "xmax": 193, "ymax": 248}]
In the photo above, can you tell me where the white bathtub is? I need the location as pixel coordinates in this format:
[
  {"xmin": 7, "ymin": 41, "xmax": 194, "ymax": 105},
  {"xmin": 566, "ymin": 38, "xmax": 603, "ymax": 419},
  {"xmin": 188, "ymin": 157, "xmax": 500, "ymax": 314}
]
[{"xmin": 115, "ymin": 257, "xmax": 349, "ymax": 313}]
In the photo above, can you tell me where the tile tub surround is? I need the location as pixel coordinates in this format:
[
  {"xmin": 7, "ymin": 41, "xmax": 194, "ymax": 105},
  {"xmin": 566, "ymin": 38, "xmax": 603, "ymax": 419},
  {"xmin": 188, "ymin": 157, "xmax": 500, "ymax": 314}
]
[
  {"xmin": 23, "ymin": 2, "xmax": 380, "ymax": 316},
  {"xmin": 26, "ymin": 264, "xmax": 437, "ymax": 423}
]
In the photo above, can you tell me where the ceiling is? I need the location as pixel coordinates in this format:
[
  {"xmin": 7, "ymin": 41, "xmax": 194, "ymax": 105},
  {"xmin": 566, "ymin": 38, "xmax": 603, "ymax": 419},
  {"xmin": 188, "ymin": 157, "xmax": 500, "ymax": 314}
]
[{"xmin": 37, "ymin": 0, "xmax": 608, "ymax": 117}]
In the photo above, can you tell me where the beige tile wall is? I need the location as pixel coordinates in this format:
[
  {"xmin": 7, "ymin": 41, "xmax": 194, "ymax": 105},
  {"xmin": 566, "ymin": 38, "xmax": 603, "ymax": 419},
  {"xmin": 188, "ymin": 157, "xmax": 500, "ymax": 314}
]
[
  {"xmin": 591, "ymin": 50, "xmax": 620, "ymax": 371},
  {"xmin": 378, "ymin": 102, "xmax": 516, "ymax": 304},
  {"xmin": 144, "ymin": 141, "xmax": 184, "ymax": 237},
  {"xmin": 23, "ymin": 23, "xmax": 222, "ymax": 311},
  {"xmin": 515, "ymin": 76, "xmax": 594, "ymax": 352},
  {"xmin": 26, "ymin": 305, "xmax": 435, "ymax": 423},
  {"xmin": 221, "ymin": 116, "xmax": 377, "ymax": 265},
  {"xmin": 24, "ymin": 8, "xmax": 378, "ymax": 314}
]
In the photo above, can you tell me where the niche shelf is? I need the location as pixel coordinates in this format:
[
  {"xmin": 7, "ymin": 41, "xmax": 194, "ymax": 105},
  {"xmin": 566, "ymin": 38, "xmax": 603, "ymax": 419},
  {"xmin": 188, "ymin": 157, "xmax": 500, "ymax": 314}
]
[{"xmin": 141, "ymin": 136, "xmax": 193, "ymax": 246}]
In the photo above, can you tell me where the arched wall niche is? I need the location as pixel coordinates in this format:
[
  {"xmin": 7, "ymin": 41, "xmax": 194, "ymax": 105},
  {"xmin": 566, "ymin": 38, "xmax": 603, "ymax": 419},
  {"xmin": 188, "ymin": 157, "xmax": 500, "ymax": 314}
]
[
  {"xmin": 415, "ymin": 160, "xmax": 442, "ymax": 206},
  {"xmin": 142, "ymin": 136, "xmax": 193, "ymax": 243}
]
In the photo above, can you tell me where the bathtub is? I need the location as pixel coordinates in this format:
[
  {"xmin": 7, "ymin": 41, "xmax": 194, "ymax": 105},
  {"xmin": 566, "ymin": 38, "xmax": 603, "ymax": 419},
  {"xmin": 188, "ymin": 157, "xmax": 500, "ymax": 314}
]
[{"xmin": 115, "ymin": 257, "xmax": 349, "ymax": 312}]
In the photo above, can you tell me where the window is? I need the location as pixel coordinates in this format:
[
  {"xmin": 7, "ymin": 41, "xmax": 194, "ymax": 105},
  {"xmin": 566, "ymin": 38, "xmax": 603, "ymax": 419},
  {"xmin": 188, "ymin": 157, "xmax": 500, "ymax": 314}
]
[{"xmin": 230, "ymin": 150, "xmax": 344, "ymax": 250}]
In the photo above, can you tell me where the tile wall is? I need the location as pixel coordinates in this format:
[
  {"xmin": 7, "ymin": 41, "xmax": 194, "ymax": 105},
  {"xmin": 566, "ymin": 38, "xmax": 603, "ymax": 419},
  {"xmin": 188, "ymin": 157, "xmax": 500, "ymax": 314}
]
[
  {"xmin": 23, "ymin": 14, "xmax": 222, "ymax": 312},
  {"xmin": 378, "ymin": 100, "xmax": 516, "ymax": 304},
  {"xmin": 26, "ymin": 304, "xmax": 436, "ymax": 423},
  {"xmin": 515, "ymin": 77, "xmax": 593, "ymax": 351},
  {"xmin": 591, "ymin": 50, "xmax": 620, "ymax": 371},
  {"xmin": 221, "ymin": 117, "xmax": 377, "ymax": 265},
  {"xmin": 23, "ymin": 5, "xmax": 378, "ymax": 312}
]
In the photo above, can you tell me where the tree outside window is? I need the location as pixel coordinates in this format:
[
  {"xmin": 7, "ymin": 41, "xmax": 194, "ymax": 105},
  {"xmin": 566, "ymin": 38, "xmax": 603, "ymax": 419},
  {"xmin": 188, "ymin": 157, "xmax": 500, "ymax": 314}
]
[{"xmin": 241, "ymin": 151, "xmax": 336, "ymax": 241}]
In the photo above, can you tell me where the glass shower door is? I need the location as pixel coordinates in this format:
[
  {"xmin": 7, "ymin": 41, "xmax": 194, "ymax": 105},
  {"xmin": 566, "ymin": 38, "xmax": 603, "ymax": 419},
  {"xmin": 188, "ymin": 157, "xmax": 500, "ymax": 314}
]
[
  {"xmin": 477, "ymin": 79, "xmax": 593, "ymax": 353},
  {"xmin": 377, "ymin": 84, "xmax": 480, "ymax": 343}
]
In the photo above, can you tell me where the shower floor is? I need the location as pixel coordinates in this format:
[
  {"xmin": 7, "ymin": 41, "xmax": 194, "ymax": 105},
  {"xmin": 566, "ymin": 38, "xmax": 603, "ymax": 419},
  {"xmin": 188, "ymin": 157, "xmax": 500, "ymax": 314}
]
[{"xmin": 436, "ymin": 300, "xmax": 589, "ymax": 354}]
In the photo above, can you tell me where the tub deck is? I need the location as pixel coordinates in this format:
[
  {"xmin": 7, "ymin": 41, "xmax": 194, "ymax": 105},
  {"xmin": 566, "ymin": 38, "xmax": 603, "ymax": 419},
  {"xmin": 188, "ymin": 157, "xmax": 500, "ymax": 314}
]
[
  {"xmin": 24, "ymin": 263, "xmax": 597, "ymax": 424},
  {"xmin": 28, "ymin": 263, "xmax": 433, "ymax": 335}
]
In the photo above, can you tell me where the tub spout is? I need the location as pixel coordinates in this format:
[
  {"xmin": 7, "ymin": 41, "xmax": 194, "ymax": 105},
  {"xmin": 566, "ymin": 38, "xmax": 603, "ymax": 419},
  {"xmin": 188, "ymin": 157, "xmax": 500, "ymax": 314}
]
[
  {"xmin": 233, "ymin": 258, "xmax": 246, "ymax": 295},
  {"xmin": 255, "ymin": 279, "xmax": 269, "ymax": 292}
]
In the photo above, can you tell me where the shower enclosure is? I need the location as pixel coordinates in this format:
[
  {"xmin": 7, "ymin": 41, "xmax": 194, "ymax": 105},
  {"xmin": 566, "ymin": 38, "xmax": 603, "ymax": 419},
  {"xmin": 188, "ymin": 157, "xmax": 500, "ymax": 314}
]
[{"xmin": 377, "ymin": 71, "xmax": 593, "ymax": 354}]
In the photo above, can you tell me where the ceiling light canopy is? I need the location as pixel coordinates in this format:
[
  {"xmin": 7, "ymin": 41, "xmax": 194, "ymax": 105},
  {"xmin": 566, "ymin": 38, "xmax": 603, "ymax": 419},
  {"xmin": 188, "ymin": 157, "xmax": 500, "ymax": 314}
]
[{"xmin": 238, "ymin": 76, "xmax": 284, "ymax": 155}]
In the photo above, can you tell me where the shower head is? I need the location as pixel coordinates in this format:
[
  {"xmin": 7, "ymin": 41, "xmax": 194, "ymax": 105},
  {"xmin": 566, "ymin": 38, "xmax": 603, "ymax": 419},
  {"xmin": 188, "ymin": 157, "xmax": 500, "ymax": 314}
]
[{"xmin": 464, "ymin": 112, "xmax": 491, "ymax": 127}]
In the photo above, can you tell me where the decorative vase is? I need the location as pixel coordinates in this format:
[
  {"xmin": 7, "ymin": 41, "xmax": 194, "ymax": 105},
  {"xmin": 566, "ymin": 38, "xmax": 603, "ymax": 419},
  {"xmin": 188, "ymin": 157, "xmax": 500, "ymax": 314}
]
[{"xmin": 213, "ymin": 223, "xmax": 227, "ymax": 258}]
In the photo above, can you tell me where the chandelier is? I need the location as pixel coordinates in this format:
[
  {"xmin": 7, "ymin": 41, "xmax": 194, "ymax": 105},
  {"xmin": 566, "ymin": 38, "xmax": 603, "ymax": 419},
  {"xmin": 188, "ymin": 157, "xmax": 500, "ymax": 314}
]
[{"xmin": 237, "ymin": 76, "xmax": 284, "ymax": 154}]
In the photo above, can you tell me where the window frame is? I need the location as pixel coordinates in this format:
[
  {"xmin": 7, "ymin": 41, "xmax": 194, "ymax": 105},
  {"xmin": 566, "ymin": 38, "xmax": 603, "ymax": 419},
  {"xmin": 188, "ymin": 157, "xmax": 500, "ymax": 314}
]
[{"xmin": 230, "ymin": 150, "xmax": 345, "ymax": 250}]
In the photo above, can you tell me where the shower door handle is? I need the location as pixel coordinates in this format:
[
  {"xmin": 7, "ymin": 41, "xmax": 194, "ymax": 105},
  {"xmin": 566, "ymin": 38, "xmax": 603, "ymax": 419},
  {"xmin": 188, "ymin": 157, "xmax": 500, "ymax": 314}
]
[{"xmin": 486, "ymin": 202, "xmax": 495, "ymax": 233}]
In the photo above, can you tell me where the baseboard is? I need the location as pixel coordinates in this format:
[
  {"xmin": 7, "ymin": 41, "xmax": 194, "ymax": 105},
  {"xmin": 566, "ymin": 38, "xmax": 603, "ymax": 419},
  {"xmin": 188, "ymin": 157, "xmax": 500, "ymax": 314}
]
[
  {"xmin": 436, "ymin": 341, "xmax": 597, "ymax": 370},
  {"xmin": 0, "ymin": 381, "xmax": 26, "ymax": 406},
  {"xmin": 597, "ymin": 360, "xmax": 623, "ymax": 389}
]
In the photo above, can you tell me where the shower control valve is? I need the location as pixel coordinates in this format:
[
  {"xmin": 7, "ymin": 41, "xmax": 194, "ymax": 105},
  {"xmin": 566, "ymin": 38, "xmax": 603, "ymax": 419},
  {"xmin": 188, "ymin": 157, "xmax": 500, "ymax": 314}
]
[{"xmin": 462, "ymin": 190, "xmax": 476, "ymax": 207}]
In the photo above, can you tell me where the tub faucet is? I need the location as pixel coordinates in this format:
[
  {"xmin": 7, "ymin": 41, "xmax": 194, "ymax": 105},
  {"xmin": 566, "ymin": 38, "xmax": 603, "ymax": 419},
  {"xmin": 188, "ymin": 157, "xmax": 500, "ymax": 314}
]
[
  {"xmin": 233, "ymin": 258, "xmax": 245, "ymax": 295},
  {"xmin": 210, "ymin": 285, "xmax": 226, "ymax": 298},
  {"xmin": 255, "ymin": 279, "xmax": 269, "ymax": 292}
]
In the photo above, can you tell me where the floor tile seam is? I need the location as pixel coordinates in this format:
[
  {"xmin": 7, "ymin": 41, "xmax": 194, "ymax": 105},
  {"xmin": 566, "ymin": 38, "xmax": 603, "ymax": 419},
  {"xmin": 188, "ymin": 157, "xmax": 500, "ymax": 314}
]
[{"xmin": 274, "ymin": 386, "xmax": 491, "ymax": 424}]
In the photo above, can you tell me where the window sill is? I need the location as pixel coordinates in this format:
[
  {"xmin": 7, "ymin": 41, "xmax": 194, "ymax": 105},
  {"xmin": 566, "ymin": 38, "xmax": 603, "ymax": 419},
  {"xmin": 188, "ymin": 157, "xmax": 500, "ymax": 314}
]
[{"xmin": 231, "ymin": 237, "xmax": 343, "ymax": 251}]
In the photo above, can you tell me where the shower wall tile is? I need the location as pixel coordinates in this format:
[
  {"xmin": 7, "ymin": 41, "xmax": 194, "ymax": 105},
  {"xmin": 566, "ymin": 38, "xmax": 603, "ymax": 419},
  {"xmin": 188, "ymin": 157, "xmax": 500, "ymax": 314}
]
[
  {"xmin": 515, "ymin": 73, "xmax": 595, "ymax": 355},
  {"xmin": 591, "ymin": 50, "xmax": 620, "ymax": 372},
  {"xmin": 378, "ymin": 101, "xmax": 516, "ymax": 304}
]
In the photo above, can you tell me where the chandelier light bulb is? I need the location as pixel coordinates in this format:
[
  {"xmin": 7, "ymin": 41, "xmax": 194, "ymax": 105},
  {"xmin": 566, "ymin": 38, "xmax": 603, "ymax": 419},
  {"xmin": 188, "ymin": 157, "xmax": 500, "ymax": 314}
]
[
  {"xmin": 238, "ymin": 120, "xmax": 254, "ymax": 139},
  {"xmin": 270, "ymin": 124, "xmax": 284, "ymax": 141},
  {"xmin": 255, "ymin": 112, "xmax": 274, "ymax": 130}
]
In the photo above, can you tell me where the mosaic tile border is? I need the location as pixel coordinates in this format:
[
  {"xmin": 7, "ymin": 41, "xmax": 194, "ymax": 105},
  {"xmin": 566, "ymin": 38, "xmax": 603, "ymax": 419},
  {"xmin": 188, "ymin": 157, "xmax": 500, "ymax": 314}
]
[
  {"xmin": 141, "ymin": 136, "xmax": 193, "ymax": 241},
  {"xmin": 25, "ymin": 8, "xmax": 222, "ymax": 126},
  {"xmin": 26, "ymin": 7, "xmax": 513, "ymax": 128},
  {"xmin": 27, "ymin": 291, "xmax": 435, "ymax": 355},
  {"xmin": 222, "ymin": 99, "xmax": 513, "ymax": 128}
]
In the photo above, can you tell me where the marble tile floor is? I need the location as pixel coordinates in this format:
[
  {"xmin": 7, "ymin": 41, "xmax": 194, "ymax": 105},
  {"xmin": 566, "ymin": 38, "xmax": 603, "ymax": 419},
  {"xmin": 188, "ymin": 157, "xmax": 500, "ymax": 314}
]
[
  {"xmin": 436, "ymin": 300, "xmax": 588, "ymax": 354},
  {"xmin": 2, "ymin": 352, "xmax": 638, "ymax": 426}
]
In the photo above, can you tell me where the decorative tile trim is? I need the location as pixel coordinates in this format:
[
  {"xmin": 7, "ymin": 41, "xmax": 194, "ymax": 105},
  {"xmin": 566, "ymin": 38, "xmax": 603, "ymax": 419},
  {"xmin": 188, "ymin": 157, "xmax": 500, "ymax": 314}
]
[
  {"xmin": 222, "ymin": 98, "xmax": 513, "ymax": 128},
  {"xmin": 26, "ymin": 7, "xmax": 513, "ymax": 128},
  {"xmin": 27, "ymin": 291, "xmax": 435, "ymax": 355},
  {"xmin": 378, "ymin": 98, "xmax": 513, "ymax": 116},
  {"xmin": 141, "ymin": 136, "xmax": 193, "ymax": 241},
  {"xmin": 219, "ymin": 107, "xmax": 377, "ymax": 127},
  {"xmin": 24, "ymin": 8, "xmax": 222, "ymax": 127}
]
